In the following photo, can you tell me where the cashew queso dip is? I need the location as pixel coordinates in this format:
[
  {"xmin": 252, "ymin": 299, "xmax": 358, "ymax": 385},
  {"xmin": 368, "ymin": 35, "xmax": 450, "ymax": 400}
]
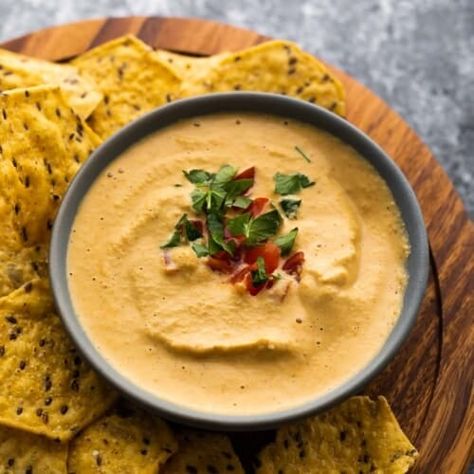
[{"xmin": 68, "ymin": 113, "xmax": 409, "ymax": 415}]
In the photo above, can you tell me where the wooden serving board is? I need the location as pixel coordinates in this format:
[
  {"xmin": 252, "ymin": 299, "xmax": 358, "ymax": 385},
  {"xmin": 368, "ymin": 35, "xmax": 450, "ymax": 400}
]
[{"xmin": 2, "ymin": 16, "xmax": 472, "ymax": 473}]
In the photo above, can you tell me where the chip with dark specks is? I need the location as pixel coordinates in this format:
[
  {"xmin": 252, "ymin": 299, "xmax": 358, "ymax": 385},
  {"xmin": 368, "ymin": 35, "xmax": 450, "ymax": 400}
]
[
  {"xmin": 0, "ymin": 278, "xmax": 116, "ymax": 441},
  {"xmin": 0, "ymin": 85, "xmax": 101, "ymax": 297},
  {"xmin": 71, "ymin": 35, "xmax": 181, "ymax": 139},
  {"xmin": 0, "ymin": 47, "xmax": 102, "ymax": 119},
  {"xmin": 161, "ymin": 430, "xmax": 244, "ymax": 474},
  {"xmin": 68, "ymin": 402, "xmax": 177, "ymax": 473},
  {"xmin": 0, "ymin": 424, "xmax": 67, "ymax": 473},
  {"xmin": 179, "ymin": 40, "xmax": 346, "ymax": 117},
  {"xmin": 256, "ymin": 396, "xmax": 418, "ymax": 473}
]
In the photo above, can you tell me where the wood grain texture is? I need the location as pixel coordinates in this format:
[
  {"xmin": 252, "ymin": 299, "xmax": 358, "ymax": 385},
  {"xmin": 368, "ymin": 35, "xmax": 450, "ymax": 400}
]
[{"xmin": 2, "ymin": 16, "xmax": 472, "ymax": 473}]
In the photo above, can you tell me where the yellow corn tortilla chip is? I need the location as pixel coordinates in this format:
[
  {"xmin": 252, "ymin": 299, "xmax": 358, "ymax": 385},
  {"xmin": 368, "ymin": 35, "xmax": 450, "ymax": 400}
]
[
  {"xmin": 0, "ymin": 85, "xmax": 101, "ymax": 297},
  {"xmin": 162, "ymin": 430, "xmax": 244, "ymax": 474},
  {"xmin": 181, "ymin": 40, "xmax": 345, "ymax": 116},
  {"xmin": 256, "ymin": 396, "xmax": 418, "ymax": 474},
  {"xmin": 0, "ymin": 85, "xmax": 101, "ymax": 245},
  {"xmin": 0, "ymin": 48, "xmax": 102, "ymax": 119},
  {"xmin": 0, "ymin": 168, "xmax": 39, "ymax": 297},
  {"xmin": 155, "ymin": 49, "xmax": 229, "ymax": 81},
  {"xmin": 67, "ymin": 403, "xmax": 177, "ymax": 473},
  {"xmin": 0, "ymin": 425, "xmax": 67, "ymax": 473},
  {"xmin": 71, "ymin": 35, "xmax": 181, "ymax": 139},
  {"xmin": 0, "ymin": 244, "xmax": 48, "ymax": 300},
  {"xmin": 0, "ymin": 278, "xmax": 116, "ymax": 441}
]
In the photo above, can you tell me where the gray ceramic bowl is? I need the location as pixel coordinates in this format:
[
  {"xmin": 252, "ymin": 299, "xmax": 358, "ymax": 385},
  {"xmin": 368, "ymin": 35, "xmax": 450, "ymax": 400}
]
[{"xmin": 50, "ymin": 92, "xmax": 429, "ymax": 431}]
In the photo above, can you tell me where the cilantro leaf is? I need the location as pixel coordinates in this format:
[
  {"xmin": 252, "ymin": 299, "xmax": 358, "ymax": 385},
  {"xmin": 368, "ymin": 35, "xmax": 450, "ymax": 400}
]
[
  {"xmin": 191, "ymin": 188, "xmax": 207, "ymax": 213},
  {"xmin": 280, "ymin": 198, "xmax": 301, "ymax": 219},
  {"xmin": 160, "ymin": 214, "xmax": 202, "ymax": 248},
  {"xmin": 214, "ymin": 164, "xmax": 237, "ymax": 184},
  {"xmin": 191, "ymin": 241, "xmax": 209, "ymax": 258},
  {"xmin": 183, "ymin": 169, "xmax": 214, "ymax": 184},
  {"xmin": 298, "ymin": 174, "xmax": 314, "ymax": 188},
  {"xmin": 224, "ymin": 178, "xmax": 254, "ymax": 201},
  {"xmin": 294, "ymin": 145, "xmax": 311, "ymax": 163},
  {"xmin": 274, "ymin": 228, "xmax": 298, "ymax": 256},
  {"xmin": 274, "ymin": 172, "xmax": 315, "ymax": 195},
  {"xmin": 246, "ymin": 209, "xmax": 282, "ymax": 245},
  {"xmin": 207, "ymin": 213, "xmax": 235, "ymax": 255},
  {"xmin": 231, "ymin": 196, "xmax": 253, "ymax": 209},
  {"xmin": 160, "ymin": 229, "xmax": 181, "ymax": 249},
  {"xmin": 184, "ymin": 219, "xmax": 202, "ymax": 241},
  {"xmin": 206, "ymin": 187, "xmax": 227, "ymax": 213},
  {"xmin": 252, "ymin": 256, "xmax": 268, "ymax": 286},
  {"xmin": 227, "ymin": 213, "xmax": 251, "ymax": 236}
]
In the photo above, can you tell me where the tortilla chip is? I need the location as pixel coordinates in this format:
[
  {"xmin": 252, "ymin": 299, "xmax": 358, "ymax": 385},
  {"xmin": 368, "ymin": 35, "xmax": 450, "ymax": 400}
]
[
  {"xmin": 0, "ymin": 244, "xmax": 48, "ymax": 300},
  {"xmin": 0, "ymin": 85, "xmax": 101, "ymax": 297},
  {"xmin": 155, "ymin": 49, "xmax": 229, "ymax": 81},
  {"xmin": 162, "ymin": 430, "xmax": 244, "ymax": 474},
  {"xmin": 0, "ymin": 278, "xmax": 116, "ymax": 441},
  {"xmin": 0, "ymin": 48, "xmax": 102, "ymax": 119},
  {"xmin": 256, "ymin": 396, "xmax": 418, "ymax": 473},
  {"xmin": 67, "ymin": 403, "xmax": 177, "ymax": 473},
  {"xmin": 0, "ymin": 425, "xmax": 67, "ymax": 473},
  {"xmin": 181, "ymin": 40, "xmax": 346, "ymax": 116},
  {"xmin": 0, "ymin": 85, "xmax": 101, "ymax": 245},
  {"xmin": 71, "ymin": 35, "xmax": 181, "ymax": 139}
]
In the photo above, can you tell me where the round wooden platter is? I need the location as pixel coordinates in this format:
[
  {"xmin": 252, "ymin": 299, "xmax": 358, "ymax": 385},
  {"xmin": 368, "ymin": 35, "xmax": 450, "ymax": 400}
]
[{"xmin": 2, "ymin": 16, "xmax": 473, "ymax": 473}]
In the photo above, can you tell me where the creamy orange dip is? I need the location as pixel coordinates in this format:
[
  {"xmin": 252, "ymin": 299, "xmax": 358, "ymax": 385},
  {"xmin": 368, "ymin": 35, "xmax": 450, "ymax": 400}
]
[{"xmin": 68, "ymin": 113, "xmax": 409, "ymax": 415}]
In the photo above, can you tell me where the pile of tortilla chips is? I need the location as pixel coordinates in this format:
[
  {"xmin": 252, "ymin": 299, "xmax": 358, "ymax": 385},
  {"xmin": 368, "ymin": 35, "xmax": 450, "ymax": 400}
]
[{"xmin": 0, "ymin": 34, "xmax": 417, "ymax": 473}]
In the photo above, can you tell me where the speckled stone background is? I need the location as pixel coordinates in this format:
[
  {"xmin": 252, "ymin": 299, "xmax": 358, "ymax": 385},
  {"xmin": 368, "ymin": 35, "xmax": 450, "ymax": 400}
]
[{"xmin": 0, "ymin": 0, "xmax": 472, "ymax": 214}]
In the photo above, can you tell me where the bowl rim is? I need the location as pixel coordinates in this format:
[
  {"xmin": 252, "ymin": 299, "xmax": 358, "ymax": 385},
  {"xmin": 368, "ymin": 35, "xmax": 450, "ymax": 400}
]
[{"xmin": 50, "ymin": 92, "xmax": 429, "ymax": 431}]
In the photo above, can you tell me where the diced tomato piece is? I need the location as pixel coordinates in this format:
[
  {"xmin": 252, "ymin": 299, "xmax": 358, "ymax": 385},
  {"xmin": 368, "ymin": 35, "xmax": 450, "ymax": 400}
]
[
  {"xmin": 229, "ymin": 264, "xmax": 252, "ymax": 283},
  {"xmin": 244, "ymin": 242, "xmax": 281, "ymax": 274},
  {"xmin": 248, "ymin": 197, "xmax": 269, "ymax": 217},
  {"xmin": 207, "ymin": 257, "xmax": 233, "ymax": 273},
  {"xmin": 212, "ymin": 251, "xmax": 229, "ymax": 260},
  {"xmin": 282, "ymin": 251, "xmax": 305, "ymax": 278},
  {"xmin": 235, "ymin": 166, "xmax": 255, "ymax": 180}
]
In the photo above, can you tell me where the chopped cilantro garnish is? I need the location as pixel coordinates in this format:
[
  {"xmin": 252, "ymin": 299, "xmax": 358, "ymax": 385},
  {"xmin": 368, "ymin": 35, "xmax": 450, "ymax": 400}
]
[
  {"xmin": 224, "ymin": 178, "xmax": 254, "ymax": 202},
  {"xmin": 190, "ymin": 188, "xmax": 207, "ymax": 213},
  {"xmin": 205, "ymin": 187, "xmax": 227, "ymax": 213},
  {"xmin": 162, "ymin": 165, "xmax": 306, "ymax": 295},
  {"xmin": 213, "ymin": 164, "xmax": 237, "ymax": 184},
  {"xmin": 251, "ymin": 256, "xmax": 268, "ymax": 286},
  {"xmin": 246, "ymin": 209, "xmax": 283, "ymax": 246},
  {"xmin": 227, "ymin": 210, "xmax": 282, "ymax": 245},
  {"xmin": 274, "ymin": 172, "xmax": 315, "ymax": 195},
  {"xmin": 187, "ymin": 164, "xmax": 245, "ymax": 215},
  {"xmin": 160, "ymin": 214, "xmax": 202, "ymax": 248},
  {"xmin": 227, "ymin": 213, "xmax": 251, "ymax": 237},
  {"xmin": 191, "ymin": 241, "xmax": 209, "ymax": 258},
  {"xmin": 184, "ymin": 220, "xmax": 202, "ymax": 241},
  {"xmin": 274, "ymin": 228, "xmax": 298, "ymax": 256},
  {"xmin": 280, "ymin": 198, "xmax": 301, "ymax": 219},
  {"xmin": 183, "ymin": 169, "xmax": 214, "ymax": 184},
  {"xmin": 294, "ymin": 145, "xmax": 311, "ymax": 163},
  {"xmin": 160, "ymin": 229, "xmax": 181, "ymax": 249},
  {"xmin": 207, "ymin": 213, "xmax": 235, "ymax": 255},
  {"xmin": 231, "ymin": 196, "xmax": 252, "ymax": 209}
]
